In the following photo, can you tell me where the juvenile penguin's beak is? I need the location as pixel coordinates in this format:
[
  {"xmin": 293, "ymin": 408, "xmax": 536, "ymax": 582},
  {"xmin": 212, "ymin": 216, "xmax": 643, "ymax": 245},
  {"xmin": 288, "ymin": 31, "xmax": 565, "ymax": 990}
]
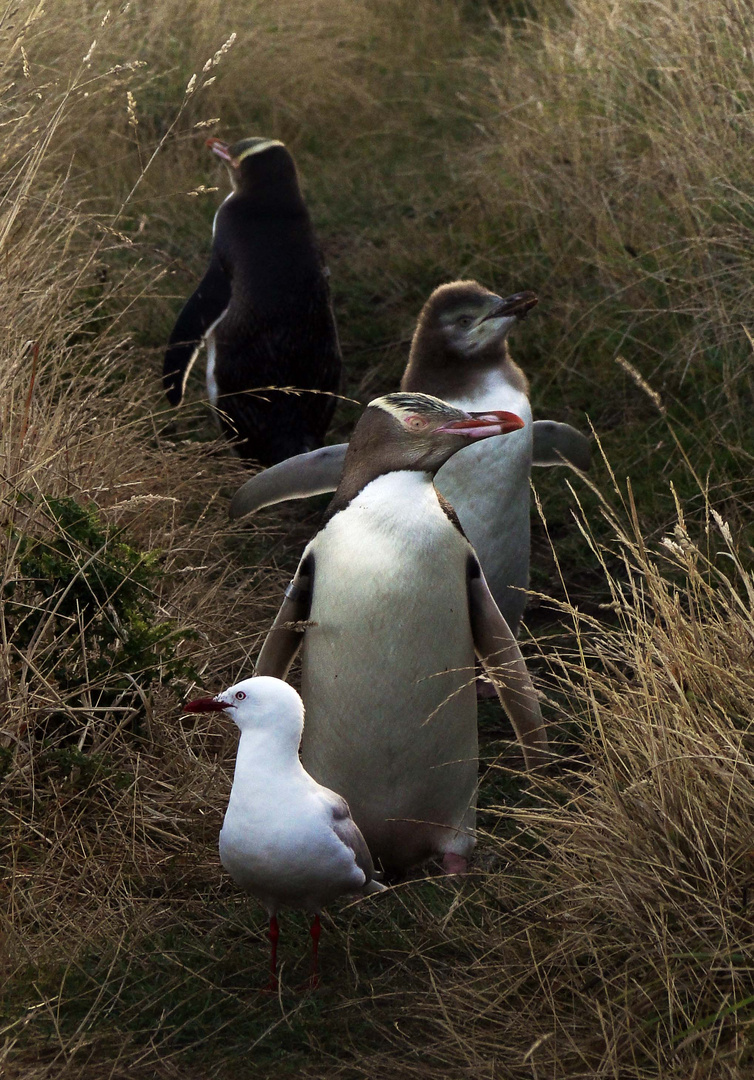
[
  {"xmin": 435, "ymin": 410, "xmax": 525, "ymax": 439},
  {"xmin": 481, "ymin": 291, "xmax": 538, "ymax": 322},
  {"xmin": 184, "ymin": 696, "xmax": 228, "ymax": 713},
  {"xmin": 206, "ymin": 138, "xmax": 235, "ymax": 165}
]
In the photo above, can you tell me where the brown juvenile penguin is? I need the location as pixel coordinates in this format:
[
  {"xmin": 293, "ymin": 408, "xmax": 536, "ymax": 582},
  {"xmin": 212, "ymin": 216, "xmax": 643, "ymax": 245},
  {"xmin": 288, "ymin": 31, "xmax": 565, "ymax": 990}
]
[{"xmin": 399, "ymin": 282, "xmax": 538, "ymax": 635}]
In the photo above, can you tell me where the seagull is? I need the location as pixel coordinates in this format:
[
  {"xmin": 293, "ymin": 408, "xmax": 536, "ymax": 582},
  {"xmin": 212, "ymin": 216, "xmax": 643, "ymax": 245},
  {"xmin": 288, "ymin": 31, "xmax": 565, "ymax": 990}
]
[{"xmin": 184, "ymin": 676, "xmax": 386, "ymax": 989}]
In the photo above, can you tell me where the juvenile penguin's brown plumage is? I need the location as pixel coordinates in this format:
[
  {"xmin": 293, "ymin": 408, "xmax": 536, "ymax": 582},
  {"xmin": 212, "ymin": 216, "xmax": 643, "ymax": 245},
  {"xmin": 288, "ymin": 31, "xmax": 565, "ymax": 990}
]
[
  {"xmin": 398, "ymin": 281, "xmax": 539, "ymax": 633},
  {"xmin": 401, "ymin": 280, "xmax": 536, "ymax": 403}
]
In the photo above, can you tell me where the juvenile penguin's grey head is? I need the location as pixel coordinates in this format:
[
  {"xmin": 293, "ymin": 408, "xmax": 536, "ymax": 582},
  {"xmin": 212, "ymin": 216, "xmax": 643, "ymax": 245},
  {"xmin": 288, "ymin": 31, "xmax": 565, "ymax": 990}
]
[
  {"xmin": 402, "ymin": 281, "xmax": 537, "ymax": 400},
  {"xmin": 207, "ymin": 136, "xmax": 299, "ymax": 197},
  {"xmin": 417, "ymin": 281, "xmax": 537, "ymax": 360},
  {"xmin": 326, "ymin": 392, "xmax": 524, "ymax": 517},
  {"xmin": 184, "ymin": 676, "xmax": 304, "ymax": 742}
]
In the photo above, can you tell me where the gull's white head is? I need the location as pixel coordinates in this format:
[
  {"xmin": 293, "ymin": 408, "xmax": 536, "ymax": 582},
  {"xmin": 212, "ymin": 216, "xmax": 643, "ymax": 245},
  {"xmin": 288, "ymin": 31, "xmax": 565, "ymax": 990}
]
[{"xmin": 184, "ymin": 676, "xmax": 304, "ymax": 739}]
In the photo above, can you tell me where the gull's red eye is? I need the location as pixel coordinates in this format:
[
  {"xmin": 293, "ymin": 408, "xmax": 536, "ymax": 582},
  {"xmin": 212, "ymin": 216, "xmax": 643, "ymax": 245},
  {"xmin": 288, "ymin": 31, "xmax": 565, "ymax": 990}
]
[
  {"xmin": 404, "ymin": 414, "xmax": 429, "ymax": 431},
  {"xmin": 235, "ymin": 690, "xmax": 246, "ymax": 700}
]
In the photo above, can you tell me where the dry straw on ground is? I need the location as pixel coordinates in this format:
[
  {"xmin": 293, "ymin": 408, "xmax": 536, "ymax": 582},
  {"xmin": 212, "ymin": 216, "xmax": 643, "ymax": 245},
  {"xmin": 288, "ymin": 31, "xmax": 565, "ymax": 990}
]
[{"xmin": 1, "ymin": 1, "xmax": 753, "ymax": 1077}]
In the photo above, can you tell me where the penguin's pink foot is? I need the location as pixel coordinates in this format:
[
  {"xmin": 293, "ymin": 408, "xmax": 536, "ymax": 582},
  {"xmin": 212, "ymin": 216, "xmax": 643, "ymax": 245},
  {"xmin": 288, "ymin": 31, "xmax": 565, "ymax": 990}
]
[{"xmin": 441, "ymin": 853, "xmax": 468, "ymax": 876}]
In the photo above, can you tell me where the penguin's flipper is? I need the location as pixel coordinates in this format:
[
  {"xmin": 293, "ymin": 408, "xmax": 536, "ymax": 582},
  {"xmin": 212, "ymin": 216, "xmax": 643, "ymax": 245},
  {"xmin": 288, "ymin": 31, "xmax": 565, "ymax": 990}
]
[
  {"xmin": 531, "ymin": 420, "xmax": 591, "ymax": 471},
  {"xmin": 256, "ymin": 554, "xmax": 314, "ymax": 680},
  {"xmin": 163, "ymin": 254, "xmax": 231, "ymax": 406},
  {"xmin": 229, "ymin": 444, "xmax": 347, "ymax": 520},
  {"xmin": 467, "ymin": 555, "xmax": 549, "ymax": 772}
]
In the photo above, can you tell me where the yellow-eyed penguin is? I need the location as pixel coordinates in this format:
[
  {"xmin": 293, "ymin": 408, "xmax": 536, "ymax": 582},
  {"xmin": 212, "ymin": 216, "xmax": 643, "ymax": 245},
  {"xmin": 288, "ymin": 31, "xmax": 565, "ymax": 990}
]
[
  {"xmin": 163, "ymin": 136, "xmax": 341, "ymax": 465},
  {"xmin": 229, "ymin": 282, "xmax": 590, "ymax": 632},
  {"xmin": 255, "ymin": 393, "xmax": 549, "ymax": 877},
  {"xmin": 184, "ymin": 676, "xmax": 385, "ymax": 989}
]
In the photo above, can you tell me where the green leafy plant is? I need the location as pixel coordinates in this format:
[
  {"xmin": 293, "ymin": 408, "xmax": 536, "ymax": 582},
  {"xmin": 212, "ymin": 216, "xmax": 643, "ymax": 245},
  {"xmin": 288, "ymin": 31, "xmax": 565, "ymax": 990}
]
[{"xmin": 4, "ymin": 495, "xmax": 195, "ymax": 734}]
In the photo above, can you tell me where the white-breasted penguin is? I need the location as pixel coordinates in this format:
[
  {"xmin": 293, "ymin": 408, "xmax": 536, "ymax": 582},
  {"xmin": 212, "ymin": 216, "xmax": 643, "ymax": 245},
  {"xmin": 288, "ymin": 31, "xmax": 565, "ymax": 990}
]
[
  {"xmin": 230, "ymin": 281, "xmax": 590, "ymax": 633},
  {"xmin": 163, "ymin": 136, "xmax": 342, "ymax": 466},
  {"xmin": 255, "ymin": 393, "xmax": 548, "ymax": 877}
]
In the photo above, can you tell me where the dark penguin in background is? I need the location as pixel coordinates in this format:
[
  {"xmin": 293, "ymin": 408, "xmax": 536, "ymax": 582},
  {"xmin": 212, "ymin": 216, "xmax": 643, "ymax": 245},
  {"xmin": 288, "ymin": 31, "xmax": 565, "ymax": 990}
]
[
  {"xmin": 163, "ymin": 136, "xmax": 342, "ymax": 466},
  {"xmin": 256, "ymin": 392, "xmax": 549, "ymax": 877}
]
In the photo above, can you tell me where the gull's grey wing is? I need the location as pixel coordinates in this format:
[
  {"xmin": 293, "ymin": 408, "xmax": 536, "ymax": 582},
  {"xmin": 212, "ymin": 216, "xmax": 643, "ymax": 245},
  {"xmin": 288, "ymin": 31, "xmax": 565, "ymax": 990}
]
[
  {"xmin": 467, "ymin": 555, "xmax": 549, "ymax": 771},
  {"xmin": 532, "ymin": 420, "xmax": 591, "ymax": 471},
  {"xmin": 229, "ymin": 443, "xmax": 348, "ymax": 520},
  {"xmin": 327, "ymin": 792, "xmax": 381, "ymax": 885}
]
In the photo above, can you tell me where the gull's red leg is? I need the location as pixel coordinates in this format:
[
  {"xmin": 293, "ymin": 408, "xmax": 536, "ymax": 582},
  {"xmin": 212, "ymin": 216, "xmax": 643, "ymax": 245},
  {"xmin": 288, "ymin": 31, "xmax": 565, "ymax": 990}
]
[
  {"xmin": 309, "ymin": 914, "xmax": 321, "ymax": 990},
  {"xmin": 267, "ymin": 915, "xmax": 280, "ymax": 991}
]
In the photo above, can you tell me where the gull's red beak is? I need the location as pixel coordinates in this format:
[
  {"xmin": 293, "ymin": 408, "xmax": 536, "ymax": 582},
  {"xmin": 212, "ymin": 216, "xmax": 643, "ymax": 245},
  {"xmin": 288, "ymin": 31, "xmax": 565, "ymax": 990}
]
[
  {"xmin": 435, "ymin": 410, "xmax": 525, "ymax": 440},
  {"xmin": 184, "ymin": 696, "xmax": 227, "ymax": 713},
  {"xmin": 206, "ymin": 138, "xmax": 235, "ymax": 165}
]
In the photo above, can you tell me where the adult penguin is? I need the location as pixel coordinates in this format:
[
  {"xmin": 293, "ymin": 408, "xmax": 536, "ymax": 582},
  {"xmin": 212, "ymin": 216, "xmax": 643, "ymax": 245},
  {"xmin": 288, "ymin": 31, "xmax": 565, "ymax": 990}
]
[
  {"xmin": 163, "ymin": 136, "xmax": 342, "ymax": 466},
  {"xmin": 256, "ymin": 392, "xmax": 548, "ymax": 877},
  {"xmin": 230, "ymin": 282, "xmax": 590, "ymax": 632}
]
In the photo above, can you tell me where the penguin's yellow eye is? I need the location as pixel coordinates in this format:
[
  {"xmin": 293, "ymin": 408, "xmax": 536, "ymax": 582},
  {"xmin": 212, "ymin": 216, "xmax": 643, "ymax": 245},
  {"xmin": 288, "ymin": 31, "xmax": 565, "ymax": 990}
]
[
  {"xmin": 235, "ymin": 691, "xmax": 246, "ymax": 700},
  {"xmin": 404, "ymin": 414, "xmax": 429, "ymax": 431}
]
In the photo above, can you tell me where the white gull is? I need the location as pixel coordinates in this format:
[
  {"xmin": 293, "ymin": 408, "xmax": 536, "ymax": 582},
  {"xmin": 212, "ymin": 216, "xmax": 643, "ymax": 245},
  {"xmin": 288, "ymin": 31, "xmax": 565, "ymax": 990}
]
[{"xmin": 184, "ymin": 676, "xmax": 386, "ymax": 989}]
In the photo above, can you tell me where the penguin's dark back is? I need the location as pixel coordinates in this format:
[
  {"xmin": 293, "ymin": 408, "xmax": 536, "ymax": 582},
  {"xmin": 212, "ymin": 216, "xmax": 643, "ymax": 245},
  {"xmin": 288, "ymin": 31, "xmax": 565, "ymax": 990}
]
[
  {"xmin": 218, "ymin": 199, "xmax": 326, "ymax": 312},
  {"xmin": 209, "ymin": 188, "xmax": 342, "ymax": 462}
]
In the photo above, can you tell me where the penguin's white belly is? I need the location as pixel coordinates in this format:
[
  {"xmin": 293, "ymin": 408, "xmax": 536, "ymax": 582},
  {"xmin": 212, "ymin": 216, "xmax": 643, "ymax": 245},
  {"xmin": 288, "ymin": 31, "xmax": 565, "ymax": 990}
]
[
  {"xmin": 299, "ymin": 472, "xmax": 478, "ymax": 868},
  {"xmin": 440, "ymin": 384, "xmax": 534, "ymax": 633},
  {"xmin": 204, "ymin": 308, "xmax": 230, "ymax": 409},
  {"xmin": 206, "ymin": 194, "xmax": 231, "ymax": 410}
]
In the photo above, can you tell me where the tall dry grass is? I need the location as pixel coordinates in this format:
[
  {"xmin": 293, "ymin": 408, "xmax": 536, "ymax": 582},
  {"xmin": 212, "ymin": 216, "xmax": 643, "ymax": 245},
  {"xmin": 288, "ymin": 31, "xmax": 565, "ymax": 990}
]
[
  {"xmin": 0, "ymin": 4, "xmax": 284, "ymax": 1043},
  {"xmin": 1, "ymin": 0, "xmax": 753, "ymax": 1077},
  {"xmin": 466, "ymin": 0, "xmax": 754, "ymax": 497},
  {"xmin": 301, "ymin": 485, "xmax": 754, "ymax": 1080}
]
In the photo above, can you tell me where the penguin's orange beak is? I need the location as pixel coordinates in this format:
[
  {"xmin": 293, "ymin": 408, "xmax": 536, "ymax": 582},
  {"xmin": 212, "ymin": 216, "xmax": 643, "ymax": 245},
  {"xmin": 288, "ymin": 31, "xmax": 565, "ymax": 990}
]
[
  {"xmin": 436, "ymin": 410, "xmax": 525, "ymax": 439},
  {"xmin": 206, "ymin": 138, "xmax": 235, "ymax": 166},
  {"xmin": 184, "ymin": 696, "xmax": 228, "ymax": 713}
]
